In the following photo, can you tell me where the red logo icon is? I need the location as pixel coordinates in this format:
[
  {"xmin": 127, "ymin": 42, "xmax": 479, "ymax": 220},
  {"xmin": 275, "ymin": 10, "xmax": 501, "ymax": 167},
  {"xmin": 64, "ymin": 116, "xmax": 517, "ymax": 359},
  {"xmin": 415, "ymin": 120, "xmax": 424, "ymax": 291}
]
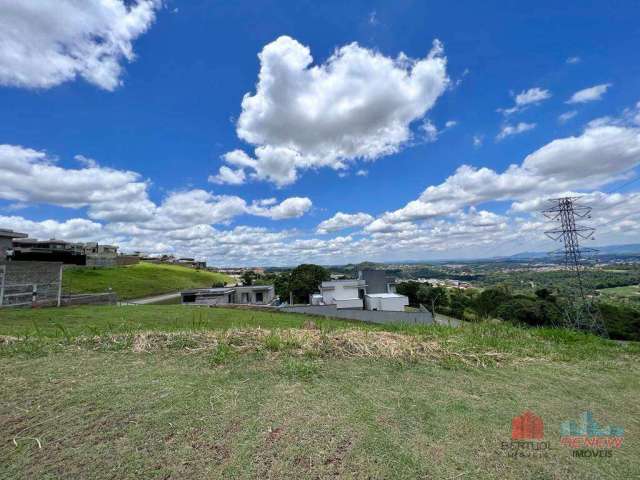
[{"xmin": 512, "ymin": 411, "xmax": 544, "ymax": 440}]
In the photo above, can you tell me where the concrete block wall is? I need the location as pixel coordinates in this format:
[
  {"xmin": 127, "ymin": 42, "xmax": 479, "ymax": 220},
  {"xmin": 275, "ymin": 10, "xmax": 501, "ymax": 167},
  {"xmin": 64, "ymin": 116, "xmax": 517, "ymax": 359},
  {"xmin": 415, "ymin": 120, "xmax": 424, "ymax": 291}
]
[
  {"xmin": 85, "ymin": 256, "xmax": 117, "ymax": 267},
  {"xmin": 115, "ymin": 256, "xmax": 140, "ymax": 266},
  {"xmin": 0, "ymin": 261, "xmax": 62, "ymax": 307}
]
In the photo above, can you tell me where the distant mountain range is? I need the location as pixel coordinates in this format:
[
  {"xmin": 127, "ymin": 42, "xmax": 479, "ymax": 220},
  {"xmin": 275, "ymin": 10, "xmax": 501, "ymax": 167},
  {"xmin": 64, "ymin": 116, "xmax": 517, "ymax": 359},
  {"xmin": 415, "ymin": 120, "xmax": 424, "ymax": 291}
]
[{"xmin": 508, "ymin": 244, "xmax": 640, "ymax": 260}]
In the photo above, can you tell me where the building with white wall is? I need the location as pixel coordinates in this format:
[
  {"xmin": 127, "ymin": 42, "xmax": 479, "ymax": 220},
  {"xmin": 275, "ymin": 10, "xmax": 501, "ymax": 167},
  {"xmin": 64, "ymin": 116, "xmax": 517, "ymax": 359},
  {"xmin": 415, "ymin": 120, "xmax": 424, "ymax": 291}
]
[
  {"xmin": 318, "ymin": 275, "xmax": 409, "ymax": 312},
  {"xmin": 319, "ymin": 279, "xmax": 366, "ymax": 309},
  {"xmin": 364, "ymin": 293, "xmax": 409, "ymax": 312}
]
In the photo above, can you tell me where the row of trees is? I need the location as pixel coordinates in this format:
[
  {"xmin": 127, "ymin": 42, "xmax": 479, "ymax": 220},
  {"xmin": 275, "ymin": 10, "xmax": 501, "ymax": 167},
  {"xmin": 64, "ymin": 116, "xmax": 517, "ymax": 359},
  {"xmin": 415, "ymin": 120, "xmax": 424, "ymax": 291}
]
[{"xmin": 396, "ymin": 281, "xmax": 640, "ymax": 340}]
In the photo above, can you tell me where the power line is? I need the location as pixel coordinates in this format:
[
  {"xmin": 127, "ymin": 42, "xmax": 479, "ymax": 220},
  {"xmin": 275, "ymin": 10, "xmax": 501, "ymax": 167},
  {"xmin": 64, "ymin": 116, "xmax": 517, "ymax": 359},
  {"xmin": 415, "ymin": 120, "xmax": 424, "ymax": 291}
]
[
  {"xmin": 604, "ymin": 174, "xmax": 640, "ymax": 195},
  {"xmin": 542, "ymin": 197, "xmax": 607, "ymax": 336}
]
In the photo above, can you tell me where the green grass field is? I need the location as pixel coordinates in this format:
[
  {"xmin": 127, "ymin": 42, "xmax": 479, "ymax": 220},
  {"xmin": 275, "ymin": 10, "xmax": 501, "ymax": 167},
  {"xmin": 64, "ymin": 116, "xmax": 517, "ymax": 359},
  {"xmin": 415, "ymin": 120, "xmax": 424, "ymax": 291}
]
[
  {"xmin": 1, "ymin": 306, "xmax": 639, "ymax": 479},
  {"xmin": 598, "ymin": 284, "xmax": 640, "ymax": 305},
  {"xmin": 62, "ymin": 262, "xmax": 232, "ymax": 300}
]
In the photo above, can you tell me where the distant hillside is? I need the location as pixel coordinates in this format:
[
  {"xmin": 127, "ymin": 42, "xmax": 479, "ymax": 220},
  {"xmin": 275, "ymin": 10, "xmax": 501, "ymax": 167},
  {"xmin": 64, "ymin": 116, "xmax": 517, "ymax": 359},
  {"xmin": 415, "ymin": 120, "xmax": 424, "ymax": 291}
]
[
  {"xmin": 63, "ymin": 262, "xmax": 232, "ymax": 300},
  {"xmin": 508, "ymin": 244, "xmax": 640, "ymax": 260}
]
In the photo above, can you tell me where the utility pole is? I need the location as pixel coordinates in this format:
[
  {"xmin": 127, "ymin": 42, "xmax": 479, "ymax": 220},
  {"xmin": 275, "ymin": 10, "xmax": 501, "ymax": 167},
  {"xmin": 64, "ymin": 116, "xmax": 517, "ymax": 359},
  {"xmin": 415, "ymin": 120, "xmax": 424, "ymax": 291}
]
[{"xmin": 542, "ymin": 197, "xmax": 607, "ymax": 336}]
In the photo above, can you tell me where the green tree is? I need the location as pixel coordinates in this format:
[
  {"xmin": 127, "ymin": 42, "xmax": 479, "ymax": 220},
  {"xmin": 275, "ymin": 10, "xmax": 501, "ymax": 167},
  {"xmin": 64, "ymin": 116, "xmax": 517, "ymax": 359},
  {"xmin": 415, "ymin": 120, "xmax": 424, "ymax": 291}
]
[
  {"xmin": 396, "ymin": 281, "xmax": 422, "ymax": 306},
  {"xmin": 449, "ymin": 289, "xmax": 474, "ymax": 319},
  {"xmin": 474, "ymin": 287, "xmax": 511, "ymax": 319},
  {"xmin": 241, "ymin": 270, "xmax": 256, "ymax": 286},
  {"xmin": 495, "ymin": 297, "xmax": 545, "ymax": 326},
  {"xmin": 277, "ymin": 264, "xmax": 329, "ymax": 304},
  {"xmin": 599, "ymin": 303, "xmax": 640, "ymax": 341},
  {"xmin": 273, "ymin": 272, "xmax": 291, "ymax": 302},
  {"xmin": 417, "ymin": 285, "xmax": 448, "ymax": 315},
  {"xmin": 535, "ymin": 288, "xmax": 555, "ymax": 302}
]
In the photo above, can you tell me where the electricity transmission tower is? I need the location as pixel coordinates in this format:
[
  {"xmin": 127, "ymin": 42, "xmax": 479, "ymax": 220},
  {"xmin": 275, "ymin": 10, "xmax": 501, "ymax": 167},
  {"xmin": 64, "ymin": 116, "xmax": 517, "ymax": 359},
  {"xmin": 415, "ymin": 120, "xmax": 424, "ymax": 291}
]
[{"xmin": 542, "ymin": 197, "xmax": 607, "ymax": 336}]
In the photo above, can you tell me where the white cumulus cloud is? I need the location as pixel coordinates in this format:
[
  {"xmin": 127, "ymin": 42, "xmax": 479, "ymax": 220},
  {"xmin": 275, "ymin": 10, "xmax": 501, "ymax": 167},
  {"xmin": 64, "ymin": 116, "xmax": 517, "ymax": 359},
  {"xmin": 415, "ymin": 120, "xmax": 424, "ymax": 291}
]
[
  {"xmin": 373, "ymin": 120, "xmax": 640, "ymax": 226},
  {"xmin": 0, "ymin": 215, "xmax": 104, "ymax": 242},
  {"xmin": 0, "ymin": 0, "xmax": 161, "ymax": 90},
  {"xmin": 0, "ymin": 144, "xmax": 155, "ymax": 222},
  {"xmin": 214, "ymin": 35, "xmax": 449, "ymax": 186},
  {"xmin": 317, "ymin": 212, "xmax": 374, "ymax": 234}
]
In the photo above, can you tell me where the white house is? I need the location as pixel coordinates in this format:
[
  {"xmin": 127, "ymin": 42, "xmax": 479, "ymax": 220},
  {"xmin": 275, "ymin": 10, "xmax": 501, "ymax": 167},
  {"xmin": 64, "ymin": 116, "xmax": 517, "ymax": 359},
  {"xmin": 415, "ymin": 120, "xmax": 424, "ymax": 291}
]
[
  {"xmin": 364, "ymin": 293, "xmax": 409, "ymax": 312},
  {"xmin": 319, "ymin": 279, "xmax": 366, "ymax": 309}
]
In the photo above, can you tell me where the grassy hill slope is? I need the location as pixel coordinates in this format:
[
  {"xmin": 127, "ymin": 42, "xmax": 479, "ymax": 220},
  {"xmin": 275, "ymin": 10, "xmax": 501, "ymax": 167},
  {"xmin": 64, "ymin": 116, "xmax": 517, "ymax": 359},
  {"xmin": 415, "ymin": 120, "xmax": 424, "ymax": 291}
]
[
  {"xmin": 62, "ymin": 262, "xmax": 231, "ymax": 300},
  {"xmin": 1, "ymin": 306, "xmax": 639, "ymax": 479}
]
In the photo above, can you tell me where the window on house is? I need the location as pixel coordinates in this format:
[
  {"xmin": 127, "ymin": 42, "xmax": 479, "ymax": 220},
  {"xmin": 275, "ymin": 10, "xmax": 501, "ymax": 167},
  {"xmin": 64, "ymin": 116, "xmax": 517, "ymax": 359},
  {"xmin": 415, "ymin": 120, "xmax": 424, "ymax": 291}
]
[{"xmin": 256, "ymin": 292, "xmax": 264, "ymax": 303}]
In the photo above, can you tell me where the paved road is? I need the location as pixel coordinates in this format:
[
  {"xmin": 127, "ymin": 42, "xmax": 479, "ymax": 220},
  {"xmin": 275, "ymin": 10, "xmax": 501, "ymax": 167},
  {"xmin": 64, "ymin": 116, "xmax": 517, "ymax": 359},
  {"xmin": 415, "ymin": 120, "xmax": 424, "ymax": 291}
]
[{"xmin": 120, "ymin": 292, "xmax": 181, "ymax": 305}]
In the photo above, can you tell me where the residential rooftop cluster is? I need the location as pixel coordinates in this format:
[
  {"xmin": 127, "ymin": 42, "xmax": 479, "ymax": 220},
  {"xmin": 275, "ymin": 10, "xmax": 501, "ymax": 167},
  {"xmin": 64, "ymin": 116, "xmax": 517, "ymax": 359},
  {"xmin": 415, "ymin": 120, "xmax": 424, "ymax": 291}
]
[
  {"xmin": 0, "ymin": 229, "xmax": 121, "ymax": 266},
  {"xmin": 312, "ymin": 270, "xmax": 409, "ymax": 312}
]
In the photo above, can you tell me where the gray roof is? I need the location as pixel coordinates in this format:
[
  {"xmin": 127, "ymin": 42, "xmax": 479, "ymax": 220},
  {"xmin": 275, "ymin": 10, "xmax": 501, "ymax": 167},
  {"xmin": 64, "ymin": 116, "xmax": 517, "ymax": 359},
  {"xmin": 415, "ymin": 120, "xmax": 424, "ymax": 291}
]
[
  {"xmin": 181, "ymin": 287, "xmax": 235, "ymax": 295},
  {"xmin": 0, "ymin": 229, "xmax": 28, "ymax": 239}
]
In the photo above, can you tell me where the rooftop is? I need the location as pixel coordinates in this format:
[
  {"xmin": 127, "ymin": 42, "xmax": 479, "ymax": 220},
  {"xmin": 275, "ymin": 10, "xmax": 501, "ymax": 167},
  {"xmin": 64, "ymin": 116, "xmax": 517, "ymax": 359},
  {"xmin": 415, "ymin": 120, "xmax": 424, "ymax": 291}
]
[
  {"xmin": 0, "ymin": 229, "xmax": 28, "ymax": 239},
  {"xmin": 365, "ymin": 293, "xmax": 407, "ymax": 298},
  {"xmin": 182, "ymin": 288, "xmax": 235, "ymax": 295},
  {"xmin": 321, "ymin": 279, "xmax": 366, "ymax": 286}
]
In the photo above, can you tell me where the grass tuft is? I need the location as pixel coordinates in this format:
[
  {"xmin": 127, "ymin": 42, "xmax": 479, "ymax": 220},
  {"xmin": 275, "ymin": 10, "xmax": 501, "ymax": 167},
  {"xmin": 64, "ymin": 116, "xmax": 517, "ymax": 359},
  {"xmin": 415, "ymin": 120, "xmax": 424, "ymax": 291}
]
[
  {"xmin": 210, "ymin": 342, "xmax": 233, "ymax": 365},
  {"xmin": 280, "ymin": 357, "xmax": 320, "ymax": 381}
]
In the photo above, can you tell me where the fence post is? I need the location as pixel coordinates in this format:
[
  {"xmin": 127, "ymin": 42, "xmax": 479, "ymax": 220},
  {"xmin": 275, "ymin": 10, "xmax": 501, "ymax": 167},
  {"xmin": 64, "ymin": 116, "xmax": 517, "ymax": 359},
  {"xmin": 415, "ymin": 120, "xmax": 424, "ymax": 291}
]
[
  {"xmin": 57, "ymin": 264, "xmax": 63, "ymax": 307},
  {"xmin": 32, "ymin": 284, "xmax": 38, "ymax": 307},
  {"xmin": 0, "ymin": 265, "xmax": 5, "ymax": 307}
]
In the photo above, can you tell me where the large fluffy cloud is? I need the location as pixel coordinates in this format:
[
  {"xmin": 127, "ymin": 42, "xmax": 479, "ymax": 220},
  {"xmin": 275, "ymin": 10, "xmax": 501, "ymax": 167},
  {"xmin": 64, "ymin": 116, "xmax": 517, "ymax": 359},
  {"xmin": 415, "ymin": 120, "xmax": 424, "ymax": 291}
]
[
  {"xmin": 0, "ymin": 215, "xmax": 104, "ymax": 242},
  {"xmin": 214, "ymin": 35, "xmax": 449, "ymax": 186},
  {"xmin": 374, "ymin": 120, "xmax": 640, "ymax": 225},
  {"xmin": 0, "ymin": 144, "xmax": 155, "ymax": 222},
  {"xmin": 0, "ymin": 144, "xmax": 312, "ymax": 235},
  {"xmin": 0, "ymin": 0, "xmax": 160, "ymax": 90}
]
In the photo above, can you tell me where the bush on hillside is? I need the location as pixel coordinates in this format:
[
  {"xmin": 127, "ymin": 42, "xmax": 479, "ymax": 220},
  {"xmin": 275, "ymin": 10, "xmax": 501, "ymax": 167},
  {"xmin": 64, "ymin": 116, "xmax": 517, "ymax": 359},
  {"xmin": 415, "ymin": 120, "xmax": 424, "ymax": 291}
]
[{"xmin": 599, "ymin": 303, "xmax": 640, "ymax": 341}]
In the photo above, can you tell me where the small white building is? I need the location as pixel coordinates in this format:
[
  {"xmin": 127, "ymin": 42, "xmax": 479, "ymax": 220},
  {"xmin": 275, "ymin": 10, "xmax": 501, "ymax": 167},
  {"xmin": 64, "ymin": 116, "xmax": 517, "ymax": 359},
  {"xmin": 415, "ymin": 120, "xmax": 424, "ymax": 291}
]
[
  {"xmin": 310, "ymin": 293, "xmax": 323, "ymax": 305},
  {"xmin": 364, "ymin": 293, "xmax": 409, "ymax": 312},
  {"xmin": 319, "ymin": 279, "xmax": 365, "ymax": 309}
]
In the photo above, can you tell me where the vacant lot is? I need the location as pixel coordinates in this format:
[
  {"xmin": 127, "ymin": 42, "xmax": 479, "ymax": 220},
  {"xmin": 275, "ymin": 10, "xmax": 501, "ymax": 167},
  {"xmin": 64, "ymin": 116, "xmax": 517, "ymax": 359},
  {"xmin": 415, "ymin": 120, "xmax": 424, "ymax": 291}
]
[
  {"xmin": 598, "ymin": 284, "xmax": 640, "ymax": 305},
  {"xmin": 1, "ymin": 306, "xmax": 639, "ymax": 479},
  {"xmin": 62, "ymin": 262, "xmax": 232, "ymax": 300}
]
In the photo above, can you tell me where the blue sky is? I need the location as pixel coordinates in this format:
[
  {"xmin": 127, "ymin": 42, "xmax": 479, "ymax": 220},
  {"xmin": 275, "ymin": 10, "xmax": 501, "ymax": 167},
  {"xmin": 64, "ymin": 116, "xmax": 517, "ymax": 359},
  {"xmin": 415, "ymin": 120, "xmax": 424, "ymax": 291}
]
[{"xmin": 1, "ymin": 1, "xmax": 640, "ymax": 265}]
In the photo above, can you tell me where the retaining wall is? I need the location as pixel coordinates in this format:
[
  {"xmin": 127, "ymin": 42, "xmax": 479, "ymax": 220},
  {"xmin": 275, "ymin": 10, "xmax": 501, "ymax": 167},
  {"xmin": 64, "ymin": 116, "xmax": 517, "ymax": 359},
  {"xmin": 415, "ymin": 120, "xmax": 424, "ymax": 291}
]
[
  {"xmin": 115, "ymin": 256, "xmax": 140, "ymax": 266},
  {"xmin": 85, "ymin": 256, "xmax": 117, "ymax": 267},
  {"xmin": 60, "ymin": 293, "xmax": 117, "ymax": 306},
  {"xmin": 282, "ymin": 305, "xmax": 433, "ymax": 325}
]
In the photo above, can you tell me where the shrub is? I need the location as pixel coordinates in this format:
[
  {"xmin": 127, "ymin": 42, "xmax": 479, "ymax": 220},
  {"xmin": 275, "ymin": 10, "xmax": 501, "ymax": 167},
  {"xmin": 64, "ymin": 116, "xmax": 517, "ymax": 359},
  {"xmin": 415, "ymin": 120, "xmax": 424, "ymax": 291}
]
[
  {"xmin": 599, "ymin": 303, "xmax": 640, "ymax": 341},
  {"xmin": 211, "ymin": 342, "xmax": 233, "ymax": 365}
]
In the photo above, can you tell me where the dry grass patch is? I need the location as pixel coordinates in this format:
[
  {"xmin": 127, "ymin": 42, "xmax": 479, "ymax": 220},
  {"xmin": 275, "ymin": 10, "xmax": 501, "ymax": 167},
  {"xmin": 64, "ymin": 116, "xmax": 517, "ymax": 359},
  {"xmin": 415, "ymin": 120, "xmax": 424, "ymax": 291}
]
[{"xmin": 37, "ymin": 329, "xmax": 512, "ymax": 367}]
